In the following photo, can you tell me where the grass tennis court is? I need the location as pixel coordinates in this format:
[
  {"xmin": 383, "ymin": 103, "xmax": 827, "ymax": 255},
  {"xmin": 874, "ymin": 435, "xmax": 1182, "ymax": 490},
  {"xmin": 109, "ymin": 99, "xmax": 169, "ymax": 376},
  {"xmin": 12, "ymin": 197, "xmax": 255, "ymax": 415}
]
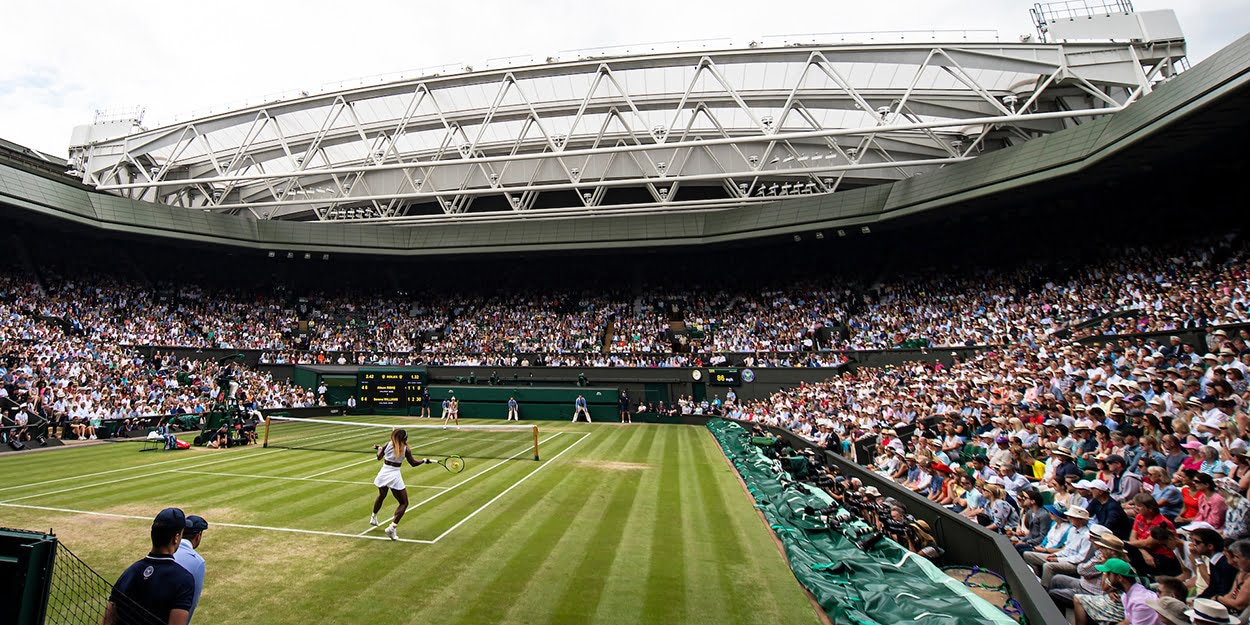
[{"xmin": 0, "ymin": 418, "xmax": 824, "ymax": 625}]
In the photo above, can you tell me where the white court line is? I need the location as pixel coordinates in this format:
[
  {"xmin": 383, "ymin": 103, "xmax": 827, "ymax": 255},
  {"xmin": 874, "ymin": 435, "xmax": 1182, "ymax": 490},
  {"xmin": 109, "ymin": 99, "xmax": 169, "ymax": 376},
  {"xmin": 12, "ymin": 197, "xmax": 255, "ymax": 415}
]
[
  {"xmin": 174, "ymin": 470, "xmax": 450, "ymax": 489},
  {"xmin": 0, "ymin": 448, "xmax": 302, "ymax": 504},
  {"xmin": 300, "ymin": 436, "xmax": 451, "ymax": 480},
  {"xmin": 0, "ymin": 420, "xmax": 378, "ymax": 494},
  {"xmin": 360, "ymin": 432, "xmax": 564, "ymax": 535},
  {"xmin": 0, "ymin": 502, "xmax": 434, "ymax": 544},
  {"xmin": 431, "ymin": 432, "xmax": 592, "ymax": 543}
]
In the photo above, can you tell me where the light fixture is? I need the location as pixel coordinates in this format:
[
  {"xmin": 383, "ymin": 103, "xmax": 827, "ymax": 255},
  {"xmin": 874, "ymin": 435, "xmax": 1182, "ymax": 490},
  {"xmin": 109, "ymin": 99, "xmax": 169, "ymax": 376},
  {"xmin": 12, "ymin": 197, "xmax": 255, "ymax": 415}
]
[
  {"xmin": 793, "ymin": 234, "xmax": 801, "ymax": 242},
  {"xmin": 268, "ymin": 251, "xmax": 276, "ymax": 258},
  {"xmin": 286, "ymin": 252, "xmax": 294, "ymax": 259},
  {"xmin": 860, "ymin": 226, "xmax": 871, "ymax": 234},
  {"xmin": 815, "ymin": 232, "xmax": 824, "ymax": 240},
  {"xmin": 837, "ymin": 230, "xmax": 846, "ymax": 237},
  {"xmin": 322, "ymin": 254, "xmax": 330, "ymax": 260},
  {"xmin": 304, "ymin": 253, "xmax": 312, "ymax": 260}
]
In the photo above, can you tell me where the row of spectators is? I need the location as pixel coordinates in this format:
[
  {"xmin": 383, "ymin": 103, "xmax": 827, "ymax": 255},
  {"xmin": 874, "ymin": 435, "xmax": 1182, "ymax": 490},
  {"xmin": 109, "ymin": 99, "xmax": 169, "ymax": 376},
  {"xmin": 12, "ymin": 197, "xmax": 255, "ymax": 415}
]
[
  {"xmin": 739, "ymin": 323, "xmax": 1250, "ymax": 620},
  {"xmin": 1, "ymin": 281, "xmax": 313, "ymax": 438},
  {"xmin": 3, "ymin": 232, "xmax": 1247, "ymax": 365}
]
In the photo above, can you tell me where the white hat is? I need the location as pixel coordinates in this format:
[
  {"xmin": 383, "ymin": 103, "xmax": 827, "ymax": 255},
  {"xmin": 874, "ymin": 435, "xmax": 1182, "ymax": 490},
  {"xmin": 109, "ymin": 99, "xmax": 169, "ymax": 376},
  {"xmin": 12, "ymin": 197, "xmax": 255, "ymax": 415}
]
[
  {"xmin": 987, "ymin": 476, "xmax": 1005, "ymax": 486},
  {"xmin": 1073, "ymin": 479, "xmax": 1093, "ymax": 489},
  {"xmin": 1178, "ymin": 521, "xmax": 1216, "ymax": 536},
  {"xmin": 1064, "ymin": 506, "xmax": 1091, "ymax": 521},
  {"xmin": 1185, "ymin": 598, "xmax": 1239, "ymax": 624},
  {"xmin": 1087, "ymin": 479, "xmax": 1110, "ymax": 492}
]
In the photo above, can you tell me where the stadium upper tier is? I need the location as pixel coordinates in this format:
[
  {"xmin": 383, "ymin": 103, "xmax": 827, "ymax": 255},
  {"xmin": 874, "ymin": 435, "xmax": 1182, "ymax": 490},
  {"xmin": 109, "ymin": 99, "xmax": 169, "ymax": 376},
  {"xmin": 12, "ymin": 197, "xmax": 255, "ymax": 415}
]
[{"xmin": 67, "ymin": 28, "xmax": 1186, "ymax": 224}]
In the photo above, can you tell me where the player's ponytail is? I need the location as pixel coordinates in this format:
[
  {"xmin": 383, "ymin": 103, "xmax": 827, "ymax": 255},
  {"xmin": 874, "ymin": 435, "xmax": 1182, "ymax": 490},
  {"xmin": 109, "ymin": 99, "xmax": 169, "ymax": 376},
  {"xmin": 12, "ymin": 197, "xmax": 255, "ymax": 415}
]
[{"xmin": 391, "ymin": 429, "xmax": 408, "ymax": 461}]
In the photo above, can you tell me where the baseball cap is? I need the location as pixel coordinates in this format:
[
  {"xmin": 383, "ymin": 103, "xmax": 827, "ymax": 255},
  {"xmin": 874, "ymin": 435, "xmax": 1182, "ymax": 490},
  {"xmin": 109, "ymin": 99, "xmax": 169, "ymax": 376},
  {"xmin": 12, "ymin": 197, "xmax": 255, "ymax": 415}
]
[
  {"xmin": 185, "ymin": 515, "xmax": 209, "ymax": 534},
  {"xmin": 152, "ymin": 507, "xmax": 186, "ymax": 530},
  {"xmin": 1095, "ymin": 558, "xmax": 1135, "ymax": 576},
  {"xmin": 1087, "ymin": 479, "xmax": 1110, "ymax": 492}
]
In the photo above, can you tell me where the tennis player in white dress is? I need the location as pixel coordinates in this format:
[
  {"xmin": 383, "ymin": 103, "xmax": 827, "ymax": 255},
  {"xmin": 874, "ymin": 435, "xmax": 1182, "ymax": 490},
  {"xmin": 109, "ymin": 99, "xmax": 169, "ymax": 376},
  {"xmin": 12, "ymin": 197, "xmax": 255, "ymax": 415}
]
[{"xmin": 370, "ymin": 429, "xmax": 434, "ymax": 540}]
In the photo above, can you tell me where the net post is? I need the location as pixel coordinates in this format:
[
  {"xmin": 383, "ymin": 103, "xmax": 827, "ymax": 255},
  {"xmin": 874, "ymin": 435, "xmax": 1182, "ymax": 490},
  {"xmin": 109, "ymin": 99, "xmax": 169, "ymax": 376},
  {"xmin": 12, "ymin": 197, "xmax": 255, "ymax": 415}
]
[
  {"xmin": 262, "ymin": 415, "xmax": 271, "ymax": 448},
  {"xmin": 533, "ymin": 425, "xmax": 540, "ymax": 461}
]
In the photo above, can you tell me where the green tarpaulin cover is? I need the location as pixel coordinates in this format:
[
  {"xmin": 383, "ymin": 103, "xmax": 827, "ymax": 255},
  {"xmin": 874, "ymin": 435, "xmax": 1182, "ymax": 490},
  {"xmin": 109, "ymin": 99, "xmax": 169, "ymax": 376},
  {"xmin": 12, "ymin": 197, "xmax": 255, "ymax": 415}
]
[{"xmin": 707, "ymin": 419, "xmax": 1017, "ymax": 625}]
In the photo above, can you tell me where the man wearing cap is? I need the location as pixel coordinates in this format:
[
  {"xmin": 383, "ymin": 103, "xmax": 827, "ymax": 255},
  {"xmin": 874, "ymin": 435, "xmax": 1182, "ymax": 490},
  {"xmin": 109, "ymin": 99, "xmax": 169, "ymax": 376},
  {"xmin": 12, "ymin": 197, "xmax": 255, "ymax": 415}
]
[
  {"xmin": 1086, "ymin": 479, "xmax": 1133, "ymax": 540},
  {"xmin": 173, "ymin": 515, "xmax": 208, "ymax": 623},
  {"xmin": 1074, "ymin": 558, "xmax": 1159, "ymax": 625},
  {"xmin": 102, "ymin": 508, "xmax": 196, "ymax": 625},
  {"xmin": 1052, "ymin": 446, "xmax": 1083, "ymax": 484}
]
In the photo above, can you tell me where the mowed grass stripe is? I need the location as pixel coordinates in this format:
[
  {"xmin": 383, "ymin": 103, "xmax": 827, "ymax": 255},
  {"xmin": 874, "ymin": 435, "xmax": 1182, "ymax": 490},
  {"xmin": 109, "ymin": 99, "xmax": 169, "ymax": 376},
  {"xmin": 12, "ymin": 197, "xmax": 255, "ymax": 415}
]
[
  {"xmin": 308, "ymin": 432, "xmax": 615, "ymax": 624},
  {"xmin": 590, "ymin": 425, "xmax": 671, "ymax": 625},
  {"xmin": 0, "ymin": 423, "xmax": 827, "ymax": 625},
  {"xmin": 438, "ymin": 430, "xmax": 629, "ymax": 625},
  {"xmin": 640, "ymin": 425, "xmax": 687, "ymax": 625},
  {"xmin": 511, "ymin": 425, "xmax": 649, "ymax": 625},
  {"xmin": 698, "ymin": 429, "xmax": 824, "ymax": 625},
  {"xmin": 680, "ymin": 427, "xmax": 750, "ymax": 625}
]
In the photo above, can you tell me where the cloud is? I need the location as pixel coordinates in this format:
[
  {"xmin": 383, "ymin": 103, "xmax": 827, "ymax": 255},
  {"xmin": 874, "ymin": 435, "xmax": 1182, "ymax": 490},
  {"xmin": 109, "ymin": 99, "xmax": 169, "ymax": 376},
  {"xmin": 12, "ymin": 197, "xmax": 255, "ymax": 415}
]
[{"xmin": 1, "ymin": 0, "xmax": 1244, "ymax": 158}]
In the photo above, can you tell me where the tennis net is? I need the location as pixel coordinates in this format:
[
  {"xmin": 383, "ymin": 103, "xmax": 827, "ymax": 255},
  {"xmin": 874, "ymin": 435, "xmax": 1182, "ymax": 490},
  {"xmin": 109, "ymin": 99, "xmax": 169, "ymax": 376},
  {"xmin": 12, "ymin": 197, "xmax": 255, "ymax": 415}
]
[{"xmin": 262, "ymin": 416, "xmax": 541, "ymax": 460}]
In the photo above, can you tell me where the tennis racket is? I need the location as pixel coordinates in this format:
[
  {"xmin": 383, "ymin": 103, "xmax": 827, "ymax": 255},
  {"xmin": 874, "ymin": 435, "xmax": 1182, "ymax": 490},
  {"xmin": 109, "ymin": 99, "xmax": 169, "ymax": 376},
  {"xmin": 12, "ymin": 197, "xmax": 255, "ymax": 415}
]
[{"xmin": 431, "ymin": 455, "xmax": 465, "ymax": 473}]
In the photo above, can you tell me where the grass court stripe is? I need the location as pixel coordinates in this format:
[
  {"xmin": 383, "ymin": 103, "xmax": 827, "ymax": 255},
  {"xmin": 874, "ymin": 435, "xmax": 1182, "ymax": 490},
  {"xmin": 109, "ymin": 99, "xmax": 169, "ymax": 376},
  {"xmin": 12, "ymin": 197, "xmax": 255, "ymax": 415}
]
[
  {"xmin": 0, "ymin": 502, "xmax": 434, "ymax": 544},
  {"xmin": 430, "ymin": 431, "xmax": 591, "ymax": 542}
]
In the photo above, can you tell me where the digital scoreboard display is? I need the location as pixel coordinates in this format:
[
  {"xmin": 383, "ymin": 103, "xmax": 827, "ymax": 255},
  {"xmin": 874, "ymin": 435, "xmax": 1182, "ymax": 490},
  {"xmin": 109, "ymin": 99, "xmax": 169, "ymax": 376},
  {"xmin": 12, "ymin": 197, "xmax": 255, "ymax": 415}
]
[
  {"xmin": 707, "ymin": 368, "xmax": 742, "ymax": 387},
  {"xmin": 357, "ymin": 369, "xmax": 427, "ymax": 408}
]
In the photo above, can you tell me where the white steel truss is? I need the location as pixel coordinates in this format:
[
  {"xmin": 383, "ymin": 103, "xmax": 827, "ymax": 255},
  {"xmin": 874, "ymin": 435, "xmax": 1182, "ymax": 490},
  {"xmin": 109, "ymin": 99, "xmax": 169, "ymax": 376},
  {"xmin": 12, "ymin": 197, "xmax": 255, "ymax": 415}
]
[{"xmin": 70, "ymin": 39, "xmax": 1185, "ymax": 224}]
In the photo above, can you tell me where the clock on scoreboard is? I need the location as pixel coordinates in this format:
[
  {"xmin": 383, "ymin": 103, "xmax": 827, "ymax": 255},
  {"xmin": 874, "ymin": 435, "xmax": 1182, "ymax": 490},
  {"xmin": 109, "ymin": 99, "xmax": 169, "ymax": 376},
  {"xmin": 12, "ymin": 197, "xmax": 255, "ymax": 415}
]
[
  {"xmin": 706, "ymin": 368, "xmax": 742, "ymax": 387},
  {"xmin": 357, "ymin": 369, "xmax": 427, "ymax": 408}
]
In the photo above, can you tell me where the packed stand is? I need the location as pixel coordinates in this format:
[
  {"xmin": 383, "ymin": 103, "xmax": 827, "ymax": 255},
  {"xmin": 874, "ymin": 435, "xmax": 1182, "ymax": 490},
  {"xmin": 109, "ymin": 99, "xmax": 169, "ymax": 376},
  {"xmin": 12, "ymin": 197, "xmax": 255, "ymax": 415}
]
[{"xmin": 739, "ymin": 318, "xmax": 1250, "ymax": 620}]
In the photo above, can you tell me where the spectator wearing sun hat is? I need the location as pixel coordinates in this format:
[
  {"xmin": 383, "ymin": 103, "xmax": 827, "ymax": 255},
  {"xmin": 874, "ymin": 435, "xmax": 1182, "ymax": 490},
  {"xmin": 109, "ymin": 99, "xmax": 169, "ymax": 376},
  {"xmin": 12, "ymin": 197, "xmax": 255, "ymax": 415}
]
[
  {"xmin": 1048, "ymin": 527, "xmax": 1126, "ymax": 610},
  {"xmin": 1029, "ymin": 505, "xmax": 1092, "ymax": 587},
  {"xmin": 1186, "ymin": 598, "xmax": 1242, "ymax": 625}
]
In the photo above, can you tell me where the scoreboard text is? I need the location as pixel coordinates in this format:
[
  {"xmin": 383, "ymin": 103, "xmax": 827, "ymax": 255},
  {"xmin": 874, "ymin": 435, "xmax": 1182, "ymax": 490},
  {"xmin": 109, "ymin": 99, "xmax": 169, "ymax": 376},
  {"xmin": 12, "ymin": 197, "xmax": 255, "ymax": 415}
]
[{"xmin": 357, "ymin": 369, "xmax": 427, "ymax": 408}]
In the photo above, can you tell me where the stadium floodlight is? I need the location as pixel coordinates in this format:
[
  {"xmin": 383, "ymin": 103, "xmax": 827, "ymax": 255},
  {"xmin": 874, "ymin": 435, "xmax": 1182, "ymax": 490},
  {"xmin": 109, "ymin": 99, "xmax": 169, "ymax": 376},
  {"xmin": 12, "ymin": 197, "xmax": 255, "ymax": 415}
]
[
  {"xmin": 861, "ymin": 226, "xmax": 871, "ymax": 234},
  {"xmin": 304, "ymin": 253, "xmax": 312, "ymax": 260},
  {"xmin": 322, "ymin": 254, "xmax": 330, "ymax": 260},
  {"xmin": 286, "ymin": 252, "xmax": 294, "ymax": 259},
  {"xmin": 815, "ymin": 232, "xmax": 824, "ymax": 240},
  {"xmin": 268, "ymin": 251, "xmax": 276, "ymax": 257},
  {"xmin": 748, "ymin": 155, "xmax": 759, "ymax": 167},
  {"xmin": 837, "ymin": 229, "xmax": 846, "ymax": 237},
  {"xmin": 761, "ymin": 115, "xmax": 774, "ymax": 128},
  {"xmin": 793, "ymin": 234, "xmax": 801, "ymax": 242}
]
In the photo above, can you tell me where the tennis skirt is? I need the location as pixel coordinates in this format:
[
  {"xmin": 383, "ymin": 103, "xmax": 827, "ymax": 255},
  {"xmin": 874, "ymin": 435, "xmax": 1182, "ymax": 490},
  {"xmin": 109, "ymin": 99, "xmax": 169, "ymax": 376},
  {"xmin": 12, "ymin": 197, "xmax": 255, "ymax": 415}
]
[{"xmin": 374, "ymin": 465, "xmax": 405, "ymax": 490}]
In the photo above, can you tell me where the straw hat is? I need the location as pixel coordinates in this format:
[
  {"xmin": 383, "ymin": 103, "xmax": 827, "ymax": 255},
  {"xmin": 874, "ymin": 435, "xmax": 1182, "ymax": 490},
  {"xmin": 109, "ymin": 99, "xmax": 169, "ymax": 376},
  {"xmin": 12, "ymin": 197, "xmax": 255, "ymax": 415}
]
[
  {"xmin": 1145, "ymin": 596, "xmax": 1187, "ymax": 625},
  {"xmin": 1064, "ymin": 506, "xmax": 1091, "ymax": 521},
  {"xmin": 1185, "ymin": 598, "xmax": 1240, "ymax": 624}
]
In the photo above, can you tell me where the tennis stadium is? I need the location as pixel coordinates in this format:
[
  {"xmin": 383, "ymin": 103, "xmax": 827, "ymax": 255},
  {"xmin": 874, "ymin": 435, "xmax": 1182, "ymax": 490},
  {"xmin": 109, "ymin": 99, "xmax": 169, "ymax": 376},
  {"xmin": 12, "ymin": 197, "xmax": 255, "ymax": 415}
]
[{"xmin": 3, "ymin": 2, "xmax": 1250, "ymax": 624}]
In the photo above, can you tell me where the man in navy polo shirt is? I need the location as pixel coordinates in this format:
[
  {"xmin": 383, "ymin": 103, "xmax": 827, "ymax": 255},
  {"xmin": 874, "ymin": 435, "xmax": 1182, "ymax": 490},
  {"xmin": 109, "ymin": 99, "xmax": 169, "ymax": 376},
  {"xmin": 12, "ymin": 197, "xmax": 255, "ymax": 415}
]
[{"xmin": 103, "ymin": 508, "xmax": 196, "ymax": 625}]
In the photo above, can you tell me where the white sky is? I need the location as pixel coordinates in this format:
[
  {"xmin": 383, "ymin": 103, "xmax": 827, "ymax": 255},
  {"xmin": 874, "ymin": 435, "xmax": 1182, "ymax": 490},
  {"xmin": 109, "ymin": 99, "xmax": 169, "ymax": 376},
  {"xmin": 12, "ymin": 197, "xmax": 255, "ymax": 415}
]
[{"xmin": 1, "ymin": 0, "xmax": 1246, "ymax": 157}]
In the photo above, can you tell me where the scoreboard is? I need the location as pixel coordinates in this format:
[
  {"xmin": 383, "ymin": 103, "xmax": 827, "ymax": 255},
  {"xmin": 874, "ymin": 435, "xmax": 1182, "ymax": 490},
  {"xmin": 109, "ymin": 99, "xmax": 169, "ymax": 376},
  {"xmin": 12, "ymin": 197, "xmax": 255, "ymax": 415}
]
[
  {"xmin": 707, "ymin": 368, "xmax": 742, "ymax": 387},
  {"xmin": 357, "ymin": 369, "xmax": 427, "ymax": 408}
]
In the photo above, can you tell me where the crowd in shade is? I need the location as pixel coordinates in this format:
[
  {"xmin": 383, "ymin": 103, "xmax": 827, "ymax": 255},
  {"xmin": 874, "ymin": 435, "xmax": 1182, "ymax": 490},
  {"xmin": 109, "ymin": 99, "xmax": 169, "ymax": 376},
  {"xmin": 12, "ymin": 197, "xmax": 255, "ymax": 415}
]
[{"xmin": 0, "ymin": 232, "xmax": 1247, "ymax": 370}]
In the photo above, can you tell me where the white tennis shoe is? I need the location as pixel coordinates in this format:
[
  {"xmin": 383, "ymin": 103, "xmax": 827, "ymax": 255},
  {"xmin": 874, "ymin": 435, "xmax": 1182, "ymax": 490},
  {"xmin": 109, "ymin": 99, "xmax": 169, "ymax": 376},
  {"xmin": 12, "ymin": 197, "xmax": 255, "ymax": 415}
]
[
  {"xmin": 369, "ymin": 514, "xmax": 379, "ymax": 526},
  {"xmin": 385, "ymin": 524, "xmax": 398, "ymax": 541}
]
